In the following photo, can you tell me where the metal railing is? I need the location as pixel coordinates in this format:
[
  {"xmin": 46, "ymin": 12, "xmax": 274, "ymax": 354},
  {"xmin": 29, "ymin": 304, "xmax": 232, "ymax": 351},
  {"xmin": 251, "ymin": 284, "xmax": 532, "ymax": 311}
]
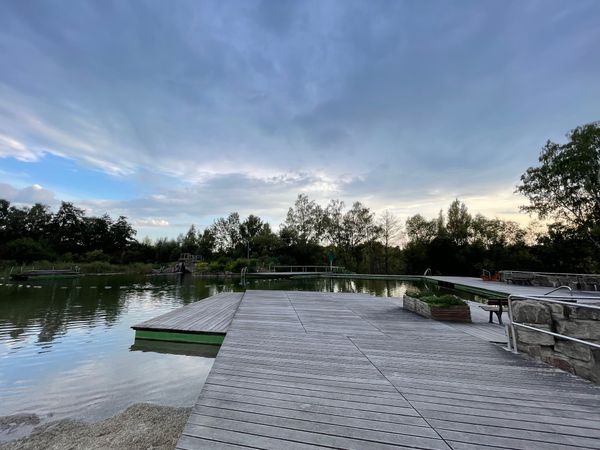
[
  {"xmin": 267, "ymin": 265, "xmax": 346, "ymax": 273},
  {"xmin": 507, "ymin": 293, "xmax": 600, "ymax": 353},
  {"xmin": 423, "ymin": 268, "xmax": 432, "ymax": 276},
  {"xmin": 240, "ymin": 267, "xmax": 247, "ymax": 286},
  {"xmin": 543, "ymin": 285, "xmax": 572, "ymax": 296}
]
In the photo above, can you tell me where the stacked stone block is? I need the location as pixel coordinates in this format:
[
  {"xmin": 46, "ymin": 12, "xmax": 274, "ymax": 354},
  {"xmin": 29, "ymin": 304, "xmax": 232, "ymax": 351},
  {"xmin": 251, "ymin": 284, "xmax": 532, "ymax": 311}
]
[{"xmin": 512, "ymin": 299, "xmax": 600, "ymax": 383}]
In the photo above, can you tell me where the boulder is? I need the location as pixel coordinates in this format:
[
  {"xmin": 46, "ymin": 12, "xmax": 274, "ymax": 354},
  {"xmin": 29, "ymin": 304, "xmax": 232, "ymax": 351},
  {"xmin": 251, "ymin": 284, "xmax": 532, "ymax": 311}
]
[
  {"xmin": 568, "ymin": 305, "xmax": 600, "ymax": 321},
  {"xmin": 572, "ymin": 359, "xmax": 600, "ymax": 384},
  {"xmin": 540, "ymin": 354, "xmax": 575, "ymax": 373},
  {"xmin": 512, "ymin": 300, "xmax": 552, "ymax": 324},
  {"xmin": 556, "ymin": 320, "xmax": 600, "ymax": 340},
  {"xmin": 554, "ymin": 340, "xmax": 592, "ymax": 362},
  {"xmin": 549, "ymin": 303, "xmax": 565, "ymax": 320},
  {"xmin": 516, "ymin": 324, "xmax": 555, "ymax": 346}
]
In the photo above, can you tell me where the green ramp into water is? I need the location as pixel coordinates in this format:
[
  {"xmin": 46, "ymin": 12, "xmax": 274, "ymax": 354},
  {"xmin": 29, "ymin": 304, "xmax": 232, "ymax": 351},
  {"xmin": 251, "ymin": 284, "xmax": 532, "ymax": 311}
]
[{"xmin": 134, "ymin": 329, "xmax": 225, "ymax": 345}]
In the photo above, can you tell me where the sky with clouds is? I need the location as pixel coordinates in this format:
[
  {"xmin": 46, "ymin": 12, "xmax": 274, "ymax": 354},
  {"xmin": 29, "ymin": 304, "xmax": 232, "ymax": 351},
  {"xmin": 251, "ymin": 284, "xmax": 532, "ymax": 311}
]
[{"xmin": 0, "ymin": 0, "xmax": 599, "ymax": 239}]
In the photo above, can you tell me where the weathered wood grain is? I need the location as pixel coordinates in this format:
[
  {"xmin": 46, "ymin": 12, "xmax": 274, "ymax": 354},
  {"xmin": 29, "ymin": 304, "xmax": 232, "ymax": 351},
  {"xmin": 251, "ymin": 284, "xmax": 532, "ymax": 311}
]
[
  {"xmin": 173, "ymin": 290, "xmax": 600, "ymax": 449},
  {"xmin": 132, "ymin": 292, "xmax": 243, "ymax": 334}
]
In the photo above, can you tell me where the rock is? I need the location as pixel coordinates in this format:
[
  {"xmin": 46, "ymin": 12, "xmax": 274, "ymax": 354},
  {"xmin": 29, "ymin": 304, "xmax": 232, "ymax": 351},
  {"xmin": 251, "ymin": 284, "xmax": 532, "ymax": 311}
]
[
  {"xmin": 516, "ymin": 324, "xmax": 555, "ymax": 346},
  {"xmin": 556, "ymin": 320, "xmax": 600, "ymax": 340},
  {"xmin": 555, "ymin": 340, "xmax": 592, "ymax": 362},
  {"xmin": 572, "ymin": 359, "xmax": 600, "ymax": 384},
  {"xmin": 512, "ymin": 300, "xmax": 552, "ymax": 324},
  {"xmin": 0, "ymin": 414, "xmax": 40, "ymax": 431},
  {"xmin": 549, "ymin": 303, "xmax": 565, "ymax": 320},
  {"xmin": 540, "ymin": 354, "xmax": 575, "ymax": 373},
  {"xmin": 519, "ymin": 343, "xmax": 540, "ymax": 356},
  {"xmin": 568, "ymin": 305, "xmax": 600, "ymax": 320}
]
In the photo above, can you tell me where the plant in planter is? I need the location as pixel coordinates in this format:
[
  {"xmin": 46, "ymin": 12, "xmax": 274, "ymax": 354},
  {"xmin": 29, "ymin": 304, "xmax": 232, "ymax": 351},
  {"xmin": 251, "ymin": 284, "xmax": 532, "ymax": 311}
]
[{"xmin": 403, "ymin": 292, "xmax": 472, "ymax": 322}]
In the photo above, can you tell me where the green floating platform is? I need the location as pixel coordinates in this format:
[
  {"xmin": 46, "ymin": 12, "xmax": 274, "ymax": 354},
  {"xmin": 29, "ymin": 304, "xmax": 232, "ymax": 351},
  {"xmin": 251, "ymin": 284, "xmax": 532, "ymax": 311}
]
[{"xmin": 134, "ymin": 329, "xmax": 225, "ymax": 345}]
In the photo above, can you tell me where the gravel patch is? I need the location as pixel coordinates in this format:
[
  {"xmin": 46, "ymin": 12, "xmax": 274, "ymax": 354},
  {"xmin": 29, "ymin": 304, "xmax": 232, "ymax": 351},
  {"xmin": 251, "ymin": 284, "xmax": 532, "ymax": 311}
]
[{"xmin": 0, "ymin": 403, "xmax": 191, "ymax": 450}]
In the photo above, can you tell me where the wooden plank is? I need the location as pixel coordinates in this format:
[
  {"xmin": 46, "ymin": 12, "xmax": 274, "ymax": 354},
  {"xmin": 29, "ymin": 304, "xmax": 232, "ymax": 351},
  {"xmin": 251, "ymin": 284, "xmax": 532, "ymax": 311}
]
[
  {"xmin": 132, "ymin": 292, "xmax": 243, "ymax": 334},
  {"xmin": 175, "ymin": 289, "xmax": 600, "ymax": 449}
]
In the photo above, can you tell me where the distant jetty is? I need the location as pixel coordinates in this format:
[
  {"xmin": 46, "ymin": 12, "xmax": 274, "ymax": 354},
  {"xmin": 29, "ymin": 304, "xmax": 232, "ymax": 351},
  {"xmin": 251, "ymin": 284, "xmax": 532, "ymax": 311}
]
[{"xmin": 10, "ymin": 269, "xmax": 81, "ymax": 281}]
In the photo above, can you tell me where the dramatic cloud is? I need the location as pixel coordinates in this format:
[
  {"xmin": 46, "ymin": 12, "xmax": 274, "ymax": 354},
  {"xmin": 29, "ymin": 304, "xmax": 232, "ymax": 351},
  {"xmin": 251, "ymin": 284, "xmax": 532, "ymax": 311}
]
[
  {"xmin": 0, "ymin": 183, "xmax": 57, "ymax": 205},
  {"xmin": 0, "ymin": 0, "xmax": 599, "ymax": 237},
  {"xmin": 0, "ymin": 134, "xmax": 43, "ymax": 162}
]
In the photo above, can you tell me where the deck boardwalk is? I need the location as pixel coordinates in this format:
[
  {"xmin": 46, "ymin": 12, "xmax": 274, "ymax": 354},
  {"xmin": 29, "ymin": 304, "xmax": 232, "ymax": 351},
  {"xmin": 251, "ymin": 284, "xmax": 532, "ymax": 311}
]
[
  {"xmin": 425, "ymin": 275, "xmax": 600, "ymax": 302},
  {"xmin": 177, "ymin": 290, "xmax": 600, "ymax": 449},
  {"xmin": 132, "ymin": 292, "xmax": 243, "ymax": 344}
]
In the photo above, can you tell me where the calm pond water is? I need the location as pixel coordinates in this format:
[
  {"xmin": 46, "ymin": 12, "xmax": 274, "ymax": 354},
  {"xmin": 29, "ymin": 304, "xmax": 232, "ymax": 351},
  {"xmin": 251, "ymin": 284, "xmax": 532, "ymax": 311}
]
[{"xmin": 0, "ymin": 274, "xmax": 449, "ymax": 433}]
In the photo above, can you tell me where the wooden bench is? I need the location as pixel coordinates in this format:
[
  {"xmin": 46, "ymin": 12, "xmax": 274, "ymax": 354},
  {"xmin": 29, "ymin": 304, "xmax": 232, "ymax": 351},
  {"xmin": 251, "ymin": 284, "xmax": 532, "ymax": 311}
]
[{"xmin": 479, "ymin": 299, "xmax": 508, "ymax": 324}]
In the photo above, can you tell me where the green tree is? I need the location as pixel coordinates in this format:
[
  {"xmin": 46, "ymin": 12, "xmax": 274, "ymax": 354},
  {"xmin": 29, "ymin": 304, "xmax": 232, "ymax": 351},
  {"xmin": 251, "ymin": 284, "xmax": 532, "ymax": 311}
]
[
  {"xmin": 26, "ymin": 203, "xmax": 52, "ymax": 240},
  {"xmin": 211, "ymin": 213, "xmax": 241, "ymax": 254},
  {"xmin": 85, "ymin": 215, "xmax": 113, "ymax": 252},
  {"xmin": 198, "ymin": 228, "xmax": 216, "ymax": 259},
  {"xmin": 181, "ymin": 225, "xmax": 199, "ymax": 254},
  {"xmin": 446, "ymin": 199, "xmax": 471, "ymax": 246},
  {"xmin": 517, "ymin": 122, "xmax": 600, "ymax": 249},
  {"xmin": 343, "ymin": 202, "xmax": 381, "ymax": 251},
  {"xmin": 281, "ymin": 194, "xmax": 324, "ymax": 246},
  {"xmin": 51, "ymin": 202, "xmax": 86, "ymax": 253},
  {"xmin": 5, "ymin": 238, "xmax": 55, "ymax": 263},
  {"xmin": 378, "ymin": 210, "xmax": 401, "ymax": 274},
  {"xmin": 405, "ymin": 214, "xmax": 437, "ymax": 244},
  {"xmin": 323, "ymin": 199, "xmax": 345, "ymax": 248},
  {"xmin": 110, "ymin": 216, "xmax": 136, "ymax": 251}
]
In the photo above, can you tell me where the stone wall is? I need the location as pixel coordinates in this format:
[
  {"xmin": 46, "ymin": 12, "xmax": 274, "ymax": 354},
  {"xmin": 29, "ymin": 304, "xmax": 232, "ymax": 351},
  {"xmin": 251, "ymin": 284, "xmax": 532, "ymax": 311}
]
[{"xmin": 511, "ymin": 299, "xmax": 600, "ymax": 384}]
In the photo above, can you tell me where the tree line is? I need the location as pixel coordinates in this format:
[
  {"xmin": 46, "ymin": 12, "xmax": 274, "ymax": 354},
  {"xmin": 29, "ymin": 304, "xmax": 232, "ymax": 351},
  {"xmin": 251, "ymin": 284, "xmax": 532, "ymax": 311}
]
[{"xmin": 2, "ymin": 121, "xmax": 599, "ymax": 275}]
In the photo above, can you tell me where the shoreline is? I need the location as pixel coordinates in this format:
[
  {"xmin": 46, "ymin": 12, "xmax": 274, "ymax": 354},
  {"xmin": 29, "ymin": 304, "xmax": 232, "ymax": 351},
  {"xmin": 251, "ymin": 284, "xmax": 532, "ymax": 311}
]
[{"xmin": 0, "ymin": 403, "xmax": 190, "ymax": 450}]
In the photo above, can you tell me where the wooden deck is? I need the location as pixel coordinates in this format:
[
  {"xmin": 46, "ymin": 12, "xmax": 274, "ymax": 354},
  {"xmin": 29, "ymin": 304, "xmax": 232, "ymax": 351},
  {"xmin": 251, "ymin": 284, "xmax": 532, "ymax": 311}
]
[
  {"xmin": 425, "ymin": 275, "xmax": 600, "ymax": 302},
  {"xmin": 177, "ymin": 290, "xmax": 600, "ymax": 449},
  {"xmin": 132, "ymin": 292, "xmax": 243, "ymax": 344}
]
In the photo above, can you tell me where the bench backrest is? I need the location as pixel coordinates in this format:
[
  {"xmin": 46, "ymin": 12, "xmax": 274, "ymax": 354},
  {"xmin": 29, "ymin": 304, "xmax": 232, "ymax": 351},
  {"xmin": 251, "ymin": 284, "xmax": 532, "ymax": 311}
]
[{"xmin": 487, "ymin": 299, "xmax": 508, "ymax": 306}]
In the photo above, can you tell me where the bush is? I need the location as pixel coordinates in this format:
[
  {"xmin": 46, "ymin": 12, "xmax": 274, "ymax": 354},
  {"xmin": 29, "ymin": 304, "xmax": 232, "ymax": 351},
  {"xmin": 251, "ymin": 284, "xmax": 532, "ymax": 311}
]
[
  {"xmin": 195, "ymin": 261, "xmax": 210, "ymax": 273},
  {"xmin": 419, "ymin": 294, "xmax": 465, "ymax": 307},
  {"xmin": 3, "ymin": 239, "xmax": 56, "ymax": 263},
  {"xmin": 209, "ymin": 260, "xmax": 227, "ymax": 272}
]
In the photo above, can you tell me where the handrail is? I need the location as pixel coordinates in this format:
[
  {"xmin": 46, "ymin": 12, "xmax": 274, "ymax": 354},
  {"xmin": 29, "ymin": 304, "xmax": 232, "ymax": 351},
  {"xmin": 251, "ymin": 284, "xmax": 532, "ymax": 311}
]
[
  {"xmin": 423, "ymin": 268, "xmax": 432, "ymax": 276},
  {"xmin": 269, "ymin": 265, "xmax": 345, "ymax": 273},
  {"xmin": 544, "ymin": 285, "xmax": 572, "ymax": 296},
  {"xmin": 507, "ymin": 294, "xmax": 600, "ymax": 353},
  {"xmin": 500, "ymin": 270, "xmax": 599, "ymax": 277}
]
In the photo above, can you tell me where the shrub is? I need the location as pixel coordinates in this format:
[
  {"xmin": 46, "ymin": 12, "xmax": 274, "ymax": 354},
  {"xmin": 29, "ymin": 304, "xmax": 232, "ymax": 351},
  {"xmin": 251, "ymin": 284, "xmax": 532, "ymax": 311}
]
[
  {"xmin": 4, "ymin": 239, "xmax": 56, "ymax": 263},
  {"xmin": 419, "ymin": 294, "xmax": 465, "ymax": 307}
]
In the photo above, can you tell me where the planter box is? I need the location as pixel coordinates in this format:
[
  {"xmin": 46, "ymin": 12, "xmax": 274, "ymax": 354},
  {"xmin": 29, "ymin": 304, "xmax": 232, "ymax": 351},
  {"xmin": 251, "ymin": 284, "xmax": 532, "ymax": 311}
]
[{"xmin": 403, "ymin": 295, "xmax": 472, "ymax": 322}]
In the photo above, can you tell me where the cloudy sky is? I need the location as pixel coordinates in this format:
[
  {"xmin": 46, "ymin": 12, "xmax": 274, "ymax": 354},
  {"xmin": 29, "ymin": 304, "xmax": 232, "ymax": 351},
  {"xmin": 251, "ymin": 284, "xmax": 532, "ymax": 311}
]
[{"xmin": 0, "ymin": 0, "xmax": 599, "ymax": 238}]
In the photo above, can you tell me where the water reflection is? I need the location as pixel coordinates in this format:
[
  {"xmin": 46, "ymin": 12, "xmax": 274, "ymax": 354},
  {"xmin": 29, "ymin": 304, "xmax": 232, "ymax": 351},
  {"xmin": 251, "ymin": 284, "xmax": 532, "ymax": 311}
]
[
  {"xmin": 0, "ymin": 274, "xmax": 234, "ymax": 423},
  {"xmin": 130, "ymin": 340, "xmax": 220, "ymax": 358},
  {"xmin": 0, "ymin": 273, "xmax": 451, "ymax": 426}
]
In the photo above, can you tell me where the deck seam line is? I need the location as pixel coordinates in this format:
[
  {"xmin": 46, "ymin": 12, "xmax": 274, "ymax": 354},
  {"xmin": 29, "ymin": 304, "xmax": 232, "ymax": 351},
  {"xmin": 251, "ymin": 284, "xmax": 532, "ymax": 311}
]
[
  {"xmin": 285, "ymin": 292, "xmax": 308, "ymax": 333},
  {"xmin": 342, "ymin": 301, "xmax": 395, "ymax": 338},
  {"xmin": 346, "ymin": 335, "xmax": 453, "ymax": 449}
]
